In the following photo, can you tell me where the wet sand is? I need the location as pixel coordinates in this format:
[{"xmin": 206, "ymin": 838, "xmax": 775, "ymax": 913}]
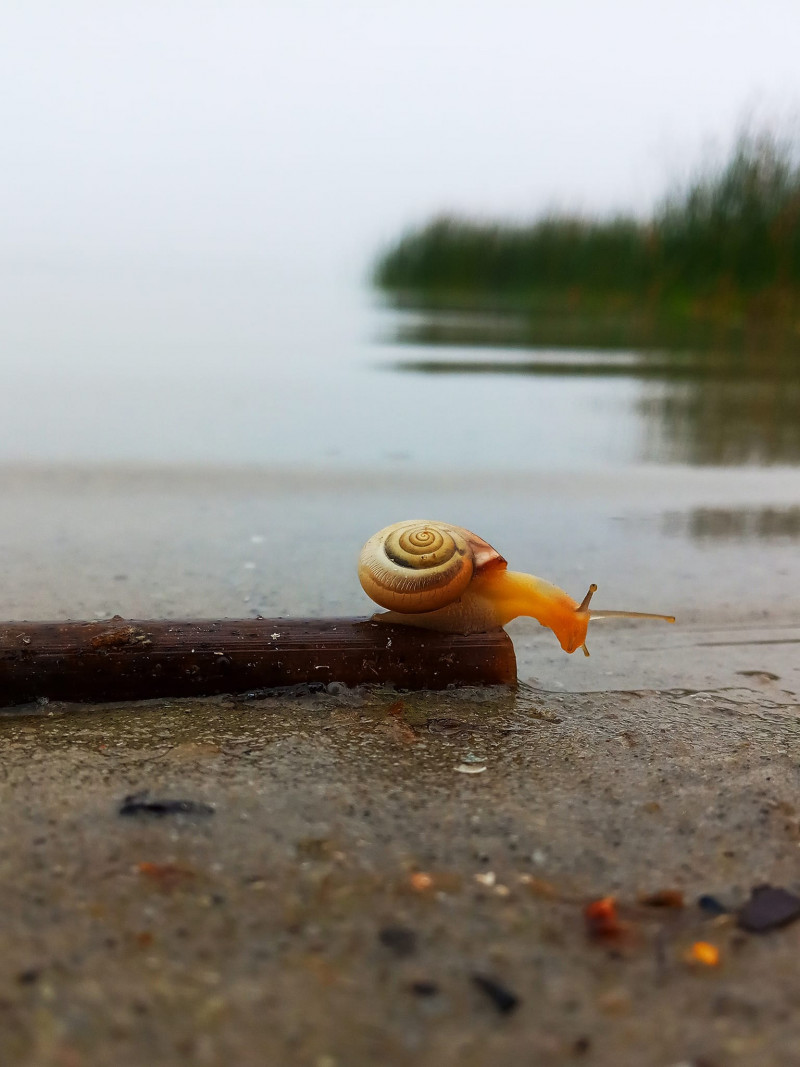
[{"xmin": 2, "ymin": 465, "xmax": 800, "ymax": 1066}]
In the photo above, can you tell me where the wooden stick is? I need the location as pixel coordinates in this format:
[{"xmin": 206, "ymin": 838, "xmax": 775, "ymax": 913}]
[{"xmin": 0, "ymin": 616, "xmax": 517, "ymax": 706}]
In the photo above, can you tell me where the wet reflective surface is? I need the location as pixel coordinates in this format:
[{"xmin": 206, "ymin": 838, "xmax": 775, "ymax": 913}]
[
  {"xmin": 0, "ymin": 261, "xmax": 798, "ymax": 673},
  {"xmin": 1, "ymin": 260, "xmax": 798, "ymax": 474},
  {"xmin": 385, "ymin": 309, "xmax": 800, "ymax": 468},
  {"xmin": 662, "ymin": 505, "xmax": 800, "ymax": 541},
  {"xmin": 2, "ymin": 465, "xmax": 799, "ymax": 696}
]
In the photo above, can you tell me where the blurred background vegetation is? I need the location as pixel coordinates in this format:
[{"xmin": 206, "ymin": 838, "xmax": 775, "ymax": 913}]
[{"xmin": 374, "ymin": 129, "xmax": 800, "ymax": 351}]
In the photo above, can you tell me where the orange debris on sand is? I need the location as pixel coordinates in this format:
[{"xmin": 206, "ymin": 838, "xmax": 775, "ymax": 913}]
[
  {"xmin": 638, "ymin": 889, "xmax": 685, "ymax": 909},
  {"xmin": 137, "ymin": 861, "xmax": 196, "ymax": 891},
  {"xmin": 409, "ymin": 872, "xmax": 434, "ymax": 891},
  {"xmin": 584, "ymin": 896, "xmax": 625, "ymax": 940},
  {"xmin": 686, "ymin": 941, "xmax": 720, "ymax": 967}
]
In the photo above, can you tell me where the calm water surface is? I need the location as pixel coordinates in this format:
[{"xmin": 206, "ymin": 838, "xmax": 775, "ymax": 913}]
[
  {"xmin": 1, "ymin": 255, "xmax": 799, "ymax": 689},
  {"xmin": 1, "ymin": 257, "xmax": 799, "ymax": 474}
]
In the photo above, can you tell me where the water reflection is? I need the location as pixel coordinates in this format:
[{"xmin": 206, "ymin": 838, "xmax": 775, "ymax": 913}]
[
  {"xmin": 663, "ymin": 506, "xmax": 800, "ymax": 541},
  {"xmin": 387, "ymin": 352, "xmax": 800, "ymax": 381},
  {"xmin": 639, "ymin": 378, "xmax": 800, "ymax": 465},
  {"xmin": 389, "ymin": 304, "xmax": 800, "ymax": 356},
  {"xmin": 385, "ymin": 308, "xmax": 800, "ymax": 467}
]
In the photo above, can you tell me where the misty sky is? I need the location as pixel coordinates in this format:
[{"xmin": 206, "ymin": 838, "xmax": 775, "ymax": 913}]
[{"xmin": 3, "ymin": 0, "xmax": 800, "ymax": 277}]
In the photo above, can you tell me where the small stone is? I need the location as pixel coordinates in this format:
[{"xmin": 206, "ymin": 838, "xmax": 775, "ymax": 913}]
[
  {"xmin": 698, "ymin": 894, "xmax": 728, "ymax": 917},
  {"xmin": 410, "ymin": 980, "xmax": 438, "ymax": 997},
  {"xmin": 118, "ymin": 794, "xmax": 215, "ymax": 818},
  {"xmin": 472, "ymin": 973, "xmax": 519, "ymax": 1015},
  {"xmin": 738, "ymin": 884, "xmax": 800, "ymax": 933},
  {"xmin": 378, "ymin": 926, "xmax": 417, "ymax": 958},
  {"xmin": 638, "ymin": 888, "xmax": 684, "ymax": 908}
]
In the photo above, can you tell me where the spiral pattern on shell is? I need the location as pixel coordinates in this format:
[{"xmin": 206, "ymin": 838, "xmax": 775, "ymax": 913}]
[{"xmin": 358, "ymin": 520, "xmax": 475, "ymax": 614}]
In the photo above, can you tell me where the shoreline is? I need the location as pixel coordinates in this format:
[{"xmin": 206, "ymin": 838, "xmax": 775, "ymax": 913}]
[{"xmin": 1, "ymin": 463, "xmax": 798, "ymax": 697}]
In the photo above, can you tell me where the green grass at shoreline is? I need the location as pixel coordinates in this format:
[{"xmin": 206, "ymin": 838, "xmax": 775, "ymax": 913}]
[{"xmin": 374, "ymin": 131, "xmax": 800, "ymax": 344}]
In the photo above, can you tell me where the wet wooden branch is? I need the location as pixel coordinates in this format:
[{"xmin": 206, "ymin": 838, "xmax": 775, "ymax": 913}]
[{"xmin": 0, "ymin": 616, "xmax": 517, "ymax": 706}]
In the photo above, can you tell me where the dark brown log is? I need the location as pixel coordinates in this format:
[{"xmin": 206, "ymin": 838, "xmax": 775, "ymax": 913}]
[{"xmin": 0, "ymin": 616, "xmax": 517, "ymax": 706}]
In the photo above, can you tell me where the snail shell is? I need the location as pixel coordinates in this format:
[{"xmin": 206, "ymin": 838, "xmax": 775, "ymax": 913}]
[{"xmin": 358, "ymin": 520, "xmax": 506, "ymax": 614}]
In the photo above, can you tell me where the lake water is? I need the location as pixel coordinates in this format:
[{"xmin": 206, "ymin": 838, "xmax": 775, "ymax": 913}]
[
  {"xmin": 1, "ymin": 256, "xmax": 799, "ymax": 692},
  {"xmin": 2, "ymin": 257, "xmax": 799, "ymax": 473}
]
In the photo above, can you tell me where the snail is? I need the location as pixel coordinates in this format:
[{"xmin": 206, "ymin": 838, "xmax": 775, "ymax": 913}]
[{"xmin": 358, "ymin": 520, "xmax": 674, "ymax": 656}]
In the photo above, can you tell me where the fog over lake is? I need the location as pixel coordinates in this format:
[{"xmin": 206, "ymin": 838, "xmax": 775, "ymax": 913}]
[{"xmin": 3, "ymin": 1, "xmax": 800, "ymax": 274}]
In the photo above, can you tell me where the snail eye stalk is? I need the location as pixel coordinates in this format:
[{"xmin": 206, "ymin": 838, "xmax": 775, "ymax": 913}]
[
  {"xmin": 576, "ymin": 584, "xmax": 597, "ymax": 613},
  {"xmin": 588, "ymin": 609, "xmax": 676, "ymax": 623},
  {"xmin": 580, "ymin": 582, "xmax": 675, "ymax": 624}
]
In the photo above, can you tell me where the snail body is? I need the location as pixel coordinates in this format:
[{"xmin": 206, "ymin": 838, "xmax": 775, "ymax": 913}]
[{"xmin": 358, "ymin": 520, "xmax": 674, "ymax": 655}]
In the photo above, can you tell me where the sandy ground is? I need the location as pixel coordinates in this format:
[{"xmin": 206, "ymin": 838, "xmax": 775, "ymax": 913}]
[{"xmin": 2, "ymin": 466, "xmax": 800, "ymax": 1067}]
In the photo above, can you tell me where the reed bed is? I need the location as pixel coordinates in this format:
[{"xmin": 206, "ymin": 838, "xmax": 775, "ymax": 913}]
[{"xmin": 374, "ymin": 131, "xmax": 800, "ymax": 332}]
